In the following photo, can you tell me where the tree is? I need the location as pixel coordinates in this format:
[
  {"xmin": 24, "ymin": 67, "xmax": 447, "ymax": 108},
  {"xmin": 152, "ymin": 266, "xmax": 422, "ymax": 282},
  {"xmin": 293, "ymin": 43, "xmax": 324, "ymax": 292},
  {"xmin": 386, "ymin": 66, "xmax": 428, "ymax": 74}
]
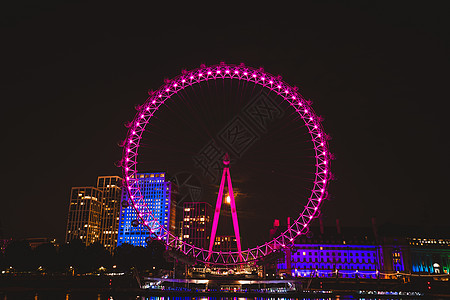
[
  {"xmin": 58, "ymin": 239, "xmax": 86, "ymax": 273},
  {"xmin": 4, "ymin": 240, "xmax": 33, "ymax": 271},
  {"xmin": 84, "ymin": 242, "xmax": 112, "ymax": 272},
  {"xmin": 33, "ymin": 242, "xmax": 58, "ymax": 272},
  {"xmin": 114, "ymin": 243, "xmax": 135, "ymax": 270}
]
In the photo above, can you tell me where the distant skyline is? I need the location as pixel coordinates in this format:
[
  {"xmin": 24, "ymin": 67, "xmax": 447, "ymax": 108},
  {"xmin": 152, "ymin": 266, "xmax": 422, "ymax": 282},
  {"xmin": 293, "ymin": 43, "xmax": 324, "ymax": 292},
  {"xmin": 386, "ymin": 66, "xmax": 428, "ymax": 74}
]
[{"xmin": 1, "ymin": 2, "xmax": 449, "ymax": 243}]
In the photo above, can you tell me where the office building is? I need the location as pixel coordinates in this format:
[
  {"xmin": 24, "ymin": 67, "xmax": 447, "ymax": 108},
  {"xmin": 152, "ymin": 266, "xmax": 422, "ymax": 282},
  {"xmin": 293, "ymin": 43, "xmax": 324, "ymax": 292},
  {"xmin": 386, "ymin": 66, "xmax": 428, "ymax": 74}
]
[
  {"xmin": 25, "ymin": 237, "xmax": 58, "ymax": 250},
  {"xmin": 214, "ymin": 235, "xmax": 238, "ymax": 252},
  {"xmin": 117, "ymin": 172, "xmax": 176, "ymax": 247},
  {"xmin": 281, "ymin": 243, "xmax": 383, "ymax": 278},
  {"xmin": 65, "ymin": 187, "xmax": 103, "ymax": 246},
  {"xmin": 97, "ymin": 176, "xmax": 122, "ymax": 253},
  {"xmin": 276, "ymin": 220, "xmax": 394, "ymax": 278},
  {"xmin": 408, "ymin": 237, "xmax": 450, "ymax": 274},
  {"xmin": 182, "ymin": 202, "xmax": 212, "ymax": 249},
  {"xmin": 65, "ymin": 176, "xmax": 122, "ymax": 251},
  {"xmin": 275, "ymin": 221, "xmax": 450, "ymax": 278}
]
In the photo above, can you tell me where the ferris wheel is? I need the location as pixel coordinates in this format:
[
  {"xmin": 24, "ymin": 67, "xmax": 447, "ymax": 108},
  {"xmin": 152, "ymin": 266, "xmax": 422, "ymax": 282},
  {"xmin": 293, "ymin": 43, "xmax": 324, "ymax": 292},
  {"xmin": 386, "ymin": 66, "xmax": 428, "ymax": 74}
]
[{"xmin": 120, "ymin": 63, "xmax": 331, "ymax": 266}]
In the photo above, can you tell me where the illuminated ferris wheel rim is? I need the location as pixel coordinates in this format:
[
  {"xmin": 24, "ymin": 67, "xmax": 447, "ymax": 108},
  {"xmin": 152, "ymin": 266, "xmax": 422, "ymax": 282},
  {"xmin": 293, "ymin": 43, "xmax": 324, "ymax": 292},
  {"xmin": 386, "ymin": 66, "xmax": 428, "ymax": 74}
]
[{"xmin": 121, "ymin": 62, "xmax": 331, "ymax": 266}]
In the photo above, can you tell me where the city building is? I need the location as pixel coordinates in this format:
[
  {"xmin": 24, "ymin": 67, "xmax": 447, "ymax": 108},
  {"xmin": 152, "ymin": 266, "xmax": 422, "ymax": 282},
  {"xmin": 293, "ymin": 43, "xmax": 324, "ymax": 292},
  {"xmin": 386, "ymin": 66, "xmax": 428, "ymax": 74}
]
[
  {"xmin": 25, "ymin": 237, "xmax": 58, "ymax": 250},
  {"xmin": 281, "ymin": 243, "xmax": 383, "ymax": 278},
  {"xmin": 379, "ymin": 237, "xmax": 410, "ymax": 273},
  {"xmin": 65, "ymin": 176, "xmax": 122, "ymax": 250},
  {"xmin": 0, "ymin": 238, "xmax": 11, "ymax": 254},
  {"xmin": 0, "ymin": 219, "xmax": 10, "ymax": 254},
  {"xmin": 97, "ymin": 176, "xmax": 122, "ymax": 253},
  {"xmin": 182, "ymin": 202, "xmax": 212, "ymax": 249},
  {"xmin": 65, "ymin": 187, "xmax": 103, "ymax": 246},
  {"xmin": 276, "ymin": 219, "xmax": 407, "ymax": 278},
  {"xmin": 408, "ymin": 237, "xmax": 450, "ymax": 274},
  {"xmin": 274, "ymin": 220, "xmax": 450, "ymax": 279},
  {"xmin": 117, "ymin": 172, "xmax": 176, "ymax": 247},
  {"xmin": 214, "ymin": 235, "xmax": 238, "ymax": 252}
]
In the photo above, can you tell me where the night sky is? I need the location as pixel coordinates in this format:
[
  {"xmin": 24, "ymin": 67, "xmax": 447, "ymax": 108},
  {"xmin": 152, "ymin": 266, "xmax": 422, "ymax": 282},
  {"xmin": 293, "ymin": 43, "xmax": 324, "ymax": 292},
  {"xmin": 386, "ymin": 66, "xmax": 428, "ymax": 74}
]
[{"xmin": 2, "ymin": 2, "xmax": 449, "ymax": 245}]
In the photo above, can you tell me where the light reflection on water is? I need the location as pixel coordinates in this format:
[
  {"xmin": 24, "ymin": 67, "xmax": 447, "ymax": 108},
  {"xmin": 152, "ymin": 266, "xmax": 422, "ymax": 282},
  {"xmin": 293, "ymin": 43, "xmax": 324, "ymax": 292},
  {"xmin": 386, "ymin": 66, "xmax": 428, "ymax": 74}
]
[{"xmin": 0, "ymin": 294, "xmax": 424, "ymax": 300}]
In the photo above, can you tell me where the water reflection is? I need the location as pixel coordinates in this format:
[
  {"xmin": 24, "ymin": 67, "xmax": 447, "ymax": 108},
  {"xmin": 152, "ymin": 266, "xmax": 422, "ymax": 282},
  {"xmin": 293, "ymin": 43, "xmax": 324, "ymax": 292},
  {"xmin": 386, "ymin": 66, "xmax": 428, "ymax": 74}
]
[{"xmin": 0, "ymin": 293, "xmax": 425, "ymax": 300}]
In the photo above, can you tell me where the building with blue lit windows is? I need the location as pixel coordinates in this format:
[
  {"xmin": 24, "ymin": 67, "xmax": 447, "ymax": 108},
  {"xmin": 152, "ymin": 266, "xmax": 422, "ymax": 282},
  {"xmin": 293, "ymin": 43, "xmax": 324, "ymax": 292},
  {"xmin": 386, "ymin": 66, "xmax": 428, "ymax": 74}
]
[{"xmin": 117, "ymin": 172, "xmax": 176, "ymax": 247}]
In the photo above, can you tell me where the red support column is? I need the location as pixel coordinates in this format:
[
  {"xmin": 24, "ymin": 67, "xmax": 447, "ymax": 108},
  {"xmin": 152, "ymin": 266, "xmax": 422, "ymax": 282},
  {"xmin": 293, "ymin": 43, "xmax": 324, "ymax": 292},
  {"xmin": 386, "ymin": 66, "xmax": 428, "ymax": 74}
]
[
  {"xmin": 207, "ymin": 168, "xmax": 226, "ymax": 261},
  {"xmin": 207, "ymin": 154, "xmax": 242, "ymax": 262}
]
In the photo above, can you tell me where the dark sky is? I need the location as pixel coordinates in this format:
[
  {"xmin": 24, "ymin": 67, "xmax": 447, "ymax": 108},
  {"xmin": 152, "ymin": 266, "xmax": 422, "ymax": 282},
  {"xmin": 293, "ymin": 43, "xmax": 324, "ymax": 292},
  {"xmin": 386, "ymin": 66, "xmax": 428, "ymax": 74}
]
[{"xmin": 1, "ymin": 1, "xmax": 449, "ymax": 244}]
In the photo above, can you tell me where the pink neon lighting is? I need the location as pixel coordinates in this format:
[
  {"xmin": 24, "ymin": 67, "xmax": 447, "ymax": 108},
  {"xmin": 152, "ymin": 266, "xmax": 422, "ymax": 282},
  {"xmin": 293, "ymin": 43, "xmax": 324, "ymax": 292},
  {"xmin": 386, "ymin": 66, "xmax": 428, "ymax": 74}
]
[
  {"xmin": 121, "ymin": 63, "xmax": 331, "ymax": 266},
  {"xmin": 226, "ymin": 167, "xmax": 242, "ymax": 258},
  {"xmin": 207, "ymin": 166, "xmax": 225, "ymax": 259},
  {"xmin": 207, "ymin": 155, "xmax": 242, "ymax": 261}
]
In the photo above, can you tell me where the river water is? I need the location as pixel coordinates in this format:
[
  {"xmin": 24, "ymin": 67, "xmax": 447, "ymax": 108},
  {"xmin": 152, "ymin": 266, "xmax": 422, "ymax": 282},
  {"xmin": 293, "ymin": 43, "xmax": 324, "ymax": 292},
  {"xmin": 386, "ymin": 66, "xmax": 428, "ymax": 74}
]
[{"xmin": 0, "ymin": 293, "xmax": 424, "ymax": 300}]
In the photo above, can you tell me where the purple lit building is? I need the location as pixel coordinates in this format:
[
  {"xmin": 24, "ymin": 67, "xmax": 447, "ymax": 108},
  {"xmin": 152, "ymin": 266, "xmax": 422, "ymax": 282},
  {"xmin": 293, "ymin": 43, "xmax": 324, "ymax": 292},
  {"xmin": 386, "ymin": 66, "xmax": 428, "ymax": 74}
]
[
  {"xmin": 277, "ymin": 220, "xmax": 407, "ymax": 278},
  {"xmin": 279, "ymin": 243, "xmax": 383, "ymax": 278}
]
